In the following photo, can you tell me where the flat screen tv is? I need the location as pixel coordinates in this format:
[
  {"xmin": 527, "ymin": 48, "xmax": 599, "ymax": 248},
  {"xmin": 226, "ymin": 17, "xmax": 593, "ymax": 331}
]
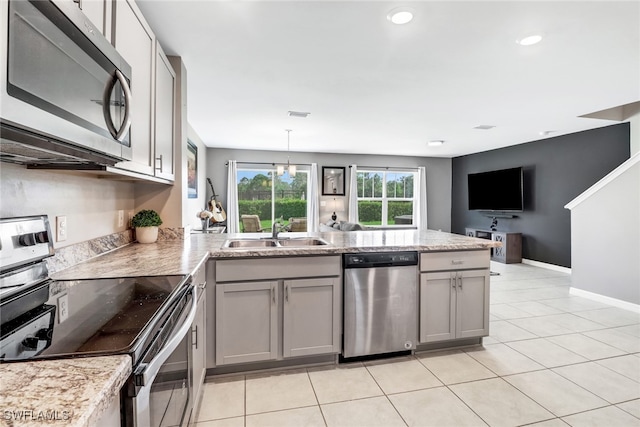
[{"xmin": 468, "ymin": 167, "xmax": 524, "ymax": 212}]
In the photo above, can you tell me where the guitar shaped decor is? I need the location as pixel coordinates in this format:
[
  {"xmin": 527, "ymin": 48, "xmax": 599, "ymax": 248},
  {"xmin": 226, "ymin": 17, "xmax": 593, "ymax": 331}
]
[{"xmin": 206, "ymin": 178, "xmax": 227, "ymax": 223}]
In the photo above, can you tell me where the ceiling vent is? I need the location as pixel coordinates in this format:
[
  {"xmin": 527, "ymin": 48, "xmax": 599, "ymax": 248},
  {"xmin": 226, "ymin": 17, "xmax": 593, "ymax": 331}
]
[
  {"xmin": 473, "ymin": 125, "xmax": 496, "ymax": 130},
  {"xmin": 288, "ymin": 111, "xmax": 310, "ymax": 118}
]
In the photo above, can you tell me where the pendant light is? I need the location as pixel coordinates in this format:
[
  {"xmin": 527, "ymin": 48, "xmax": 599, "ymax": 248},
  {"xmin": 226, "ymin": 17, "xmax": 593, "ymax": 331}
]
[{"xmin": 277, "ymin": 129, "xmax": 296, "ymax": 177}]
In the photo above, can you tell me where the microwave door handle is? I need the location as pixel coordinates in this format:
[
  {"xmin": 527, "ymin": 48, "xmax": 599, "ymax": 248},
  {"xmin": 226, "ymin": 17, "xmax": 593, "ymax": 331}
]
[
  {"xmin": 114, "ymin": 69, "xmax": 132, "ymax": 142},
  {"xmin": 136, "ymin": 285, "xmax": 197, "ymax": 387},
  {"xmin": 102, "ymin": 70, "xmax": 132, "ymax": 142}
]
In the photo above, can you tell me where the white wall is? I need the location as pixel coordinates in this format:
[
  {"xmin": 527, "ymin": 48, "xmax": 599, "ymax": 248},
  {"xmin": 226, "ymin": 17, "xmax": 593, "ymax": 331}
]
[
  {"xmin": 629, "ymin": 108, "xmax": 640, "ymax": 156},
  {"xmin": 0, "ymin": 163, "xmax": 135, "ymax": 247},
  {"xmin": 569, "ymin": 158, "xmax": 640, "ymax": 304},
  {"xmin": 206, "ymin": 148, "xmax": 452, "ymax": 232}
]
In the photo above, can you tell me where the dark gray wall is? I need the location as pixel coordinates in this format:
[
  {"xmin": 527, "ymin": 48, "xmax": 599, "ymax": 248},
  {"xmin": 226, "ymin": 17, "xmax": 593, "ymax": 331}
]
[{"xmin": 452, "ymin": 123, "xmax": 630, "ymax": 268}]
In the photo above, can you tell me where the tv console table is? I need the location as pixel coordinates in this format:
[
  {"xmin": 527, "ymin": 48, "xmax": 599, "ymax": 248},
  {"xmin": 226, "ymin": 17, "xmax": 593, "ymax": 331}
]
[{"xmin": 465, "ymin": 228, "xmax": 522, "ymax": 264}]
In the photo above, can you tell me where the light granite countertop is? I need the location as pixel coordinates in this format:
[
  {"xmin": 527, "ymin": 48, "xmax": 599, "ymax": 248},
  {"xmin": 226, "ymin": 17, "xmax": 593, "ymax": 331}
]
[
  {"xmin": 0, "ymin": 355, "xmax": 131, "ymax": 427},
  {"xmin": 4, "ymin": 228, "xmax": 497, "ymax": 426},
  {"xmin": 51, "ymin": 229, "xmax": 498, "ymax": 279}
]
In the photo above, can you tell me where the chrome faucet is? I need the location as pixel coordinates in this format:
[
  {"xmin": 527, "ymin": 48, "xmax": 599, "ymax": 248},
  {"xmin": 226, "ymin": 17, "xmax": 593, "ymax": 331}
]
[{"xmin": 272, "ymin": 221, "xmax": 282, "ymax": 239}]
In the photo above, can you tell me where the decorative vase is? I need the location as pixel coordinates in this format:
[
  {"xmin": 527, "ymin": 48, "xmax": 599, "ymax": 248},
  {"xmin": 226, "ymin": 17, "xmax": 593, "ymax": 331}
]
[{"xmin": 136, "ymin": 226, "xmax": 159, "ymax": 244}]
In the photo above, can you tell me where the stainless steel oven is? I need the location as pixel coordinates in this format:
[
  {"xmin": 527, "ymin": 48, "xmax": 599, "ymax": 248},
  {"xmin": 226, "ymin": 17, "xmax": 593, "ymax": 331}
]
[
  {"xmin": 0, "ymin": 215, "xmax": 197, "ymax": 427},
  {"xmin": 0, "ymin": 0, "xmax": 132, "ymax": 164},
  {"xmin": 125, "ymin": 282, "xmax": 197, "ymax": 427}
]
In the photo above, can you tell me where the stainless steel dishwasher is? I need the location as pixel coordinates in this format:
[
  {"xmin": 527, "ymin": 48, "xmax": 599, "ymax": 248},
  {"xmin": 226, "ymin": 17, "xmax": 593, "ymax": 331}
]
[{"xmin": 343, "ymin": 251, "xmax": 418, "ymax": 358}]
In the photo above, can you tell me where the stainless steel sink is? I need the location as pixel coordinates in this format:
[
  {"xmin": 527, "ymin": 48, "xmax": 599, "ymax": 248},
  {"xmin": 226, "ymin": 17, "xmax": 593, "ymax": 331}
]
[
  {"xmin": 277, "ymin": 238, "xmax": 329, "ymax": 246},
  {"xmin": 223, "ymin": 239, "xmax": 278, "ymax": 248},
  {"xmin": 222, "ymin": 237, "xmax": 329, "ymax": 249}
]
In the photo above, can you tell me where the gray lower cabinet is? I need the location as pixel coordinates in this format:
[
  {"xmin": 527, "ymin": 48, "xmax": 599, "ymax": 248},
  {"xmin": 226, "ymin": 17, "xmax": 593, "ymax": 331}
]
[
  {"xmin": 215, "ymin": 281, "xmax": 278, "ymax": 365},
  {"xmin": 191, "ymin": 283, "xmax": 207, "ymax": 411},
  {"xmin": 215, "ymin": 277, "xmax": 340, "ymax": 366},
  {"xmin": 419, "ymin": 250, "xmax": 490, "ymax": 344},
  {"xmin": 419, "ymin": 269, "xmax": 490, "ymax": 343},
  {"xmin": 283, "ymin": 278, "xmax": 341, "ymax": 358}
]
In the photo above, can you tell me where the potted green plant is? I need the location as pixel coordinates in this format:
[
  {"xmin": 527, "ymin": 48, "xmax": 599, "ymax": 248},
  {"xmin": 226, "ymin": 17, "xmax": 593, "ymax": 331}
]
[{"xmin": 131, "ymin": 209, "xmax": 163, "ymax": 244}]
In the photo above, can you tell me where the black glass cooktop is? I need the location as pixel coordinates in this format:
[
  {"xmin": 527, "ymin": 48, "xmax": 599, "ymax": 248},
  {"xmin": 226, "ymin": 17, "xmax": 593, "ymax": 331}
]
[{"xmin": 0, "ymin": 275, "xmax": 189, "ymax": 363}]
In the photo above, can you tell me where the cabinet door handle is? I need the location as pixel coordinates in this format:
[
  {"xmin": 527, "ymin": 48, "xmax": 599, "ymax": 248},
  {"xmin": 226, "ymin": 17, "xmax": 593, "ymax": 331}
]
[
  {"xmin": 285, "ymin": 284, "xmax": 289, "ymax": 302},
  {"xmin": 271, "ymin": 285, "xmax": 275, "ymax": 304},
  {"xmin": 192, "ymin": 325, "xmax": 198, "ymax": 349},
  {"xmin": 451, "ymin": 273, "xmax": 456, "ymax": 289},
  {"xmin": 155, "ymin": 154, "xmax": 163, "ymax": 171},
  {"xmin": 458, "ymin": 273, "xmax": 463, "ymax": 290}
]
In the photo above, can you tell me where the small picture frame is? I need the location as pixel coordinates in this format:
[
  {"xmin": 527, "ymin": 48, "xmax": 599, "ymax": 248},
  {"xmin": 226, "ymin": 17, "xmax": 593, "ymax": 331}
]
[
  {"xmin": 187, "ymin": 140, "xmax": 197, "ymax": 198},
  {"xmin": 322, "ymin": 166, "xmax": 345, "ymax": 196}
]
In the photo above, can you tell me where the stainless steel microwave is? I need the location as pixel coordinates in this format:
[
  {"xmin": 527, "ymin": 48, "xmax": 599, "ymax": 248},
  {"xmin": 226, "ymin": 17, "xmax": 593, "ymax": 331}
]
[{"xmin": 0, "ymin": 0, "xmax": 132, "ymax": 165}]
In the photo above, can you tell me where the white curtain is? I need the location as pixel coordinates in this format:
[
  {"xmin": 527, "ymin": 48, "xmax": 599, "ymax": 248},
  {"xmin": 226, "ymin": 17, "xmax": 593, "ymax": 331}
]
[
  {"xmin": 226, "ymin": 160, "xmax": 239, "ymax": 233},
  {"xmin": 413, "ymin": 166, "xmax": 428, "ymax": 230},
  {"xmin": 348, "ymin": 164, "xmax": 358, "ymax": 223},
  {"xmin": 307, "ymin": 163, "xmax": 319, "ymax": 232}
]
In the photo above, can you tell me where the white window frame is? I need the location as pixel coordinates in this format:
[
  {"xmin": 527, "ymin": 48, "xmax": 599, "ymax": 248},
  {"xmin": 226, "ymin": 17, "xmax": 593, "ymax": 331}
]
[
  {"xmin": 357, "ymin": 169, "xmax": 419, "ymax": 227},
  {"xmin": 236, "ymin": 165, "xmax": 310, "ymax": 227}
]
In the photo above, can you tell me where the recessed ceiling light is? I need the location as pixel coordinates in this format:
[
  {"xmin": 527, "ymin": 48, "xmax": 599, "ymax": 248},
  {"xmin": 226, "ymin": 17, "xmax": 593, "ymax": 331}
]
[
  {"xmin": 473, "ymin": 125, "xmax": 495, "ymax": 130},
  {"xmin": 387, "ymin": 8, "xmax": 414, "ymax": 25},
  {"xmin": 516, "ymin": 34, "xmax": 543, "ymax": 46},
  {"xmin": 287, "ymin": 111, "xmax": 310, "ymax": 118},
  {"xmin": 428, "ymin": 140, "xmax": 445, "ymax": 147}
]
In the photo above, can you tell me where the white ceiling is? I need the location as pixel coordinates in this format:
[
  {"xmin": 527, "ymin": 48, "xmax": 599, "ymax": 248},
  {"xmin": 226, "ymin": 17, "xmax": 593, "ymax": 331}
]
[{"xmin": 136, "ymin": 1, "xmax": 640, "ymax": 158}]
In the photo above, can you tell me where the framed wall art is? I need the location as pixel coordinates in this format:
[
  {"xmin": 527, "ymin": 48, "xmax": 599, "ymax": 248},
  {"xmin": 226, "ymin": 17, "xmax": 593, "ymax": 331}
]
[
  {"xmin": 322, "ymin": 166, "xmax": 345, "ymax": 196},
  {"xmin": 187, "ymin": 140, "xmax": 197, "ymax": 198}
]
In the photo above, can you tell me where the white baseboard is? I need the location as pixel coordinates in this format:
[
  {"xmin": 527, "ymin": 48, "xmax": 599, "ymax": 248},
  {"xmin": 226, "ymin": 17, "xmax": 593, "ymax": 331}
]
[
  {"xmin": 522, "ymin": 258, "xmax": 572, "ymax": 275},
  {"xmin": 570, "ymin": 287, "xmax": 640, "ymax": 313}
]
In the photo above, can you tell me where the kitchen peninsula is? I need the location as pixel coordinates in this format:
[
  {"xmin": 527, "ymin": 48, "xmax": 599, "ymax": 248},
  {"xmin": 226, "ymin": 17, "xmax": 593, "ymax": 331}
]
[{"xmin": 1, "ymin": 229, "xmax": 499, "ymax": 427}]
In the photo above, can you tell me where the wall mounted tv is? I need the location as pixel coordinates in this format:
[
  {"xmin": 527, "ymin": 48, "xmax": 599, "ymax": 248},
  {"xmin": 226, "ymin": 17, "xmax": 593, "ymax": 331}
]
[{"xmin": 468, "ymin": 167, "xmax": 524, "ymax": 212}]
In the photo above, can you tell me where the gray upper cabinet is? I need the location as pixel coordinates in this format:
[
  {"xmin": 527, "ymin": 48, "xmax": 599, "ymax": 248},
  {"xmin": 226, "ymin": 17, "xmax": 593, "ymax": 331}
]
[
  {"xmin": 215, "ymin": 281, "xmax": 278, "ymax": 366},
  {"xmin": 153, "ymin": 42, "xmax": 175, "ymax": 181},
  {"xmin": 71, "ymin": 0, "xmax": 111, "ymax": 38},
  {"xmin": 113, "ymin": 0, "xmax": 155, "ymax": 176},
  {"xmin": 283, "ymin": 278, "xmax": 341, "ymax": 358}
]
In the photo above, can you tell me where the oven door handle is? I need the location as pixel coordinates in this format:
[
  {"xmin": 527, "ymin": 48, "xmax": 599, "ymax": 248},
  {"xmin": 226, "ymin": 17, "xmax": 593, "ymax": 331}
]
[{"xmin": 136, "ymin": 284, "xmax": 196, "ymax": 387}]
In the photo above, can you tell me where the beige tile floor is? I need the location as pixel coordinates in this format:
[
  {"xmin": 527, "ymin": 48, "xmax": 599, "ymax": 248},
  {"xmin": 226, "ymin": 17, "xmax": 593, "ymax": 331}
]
[{"xmin": 195, "ymin": 262, "xmax": 640, "ymax": 427}]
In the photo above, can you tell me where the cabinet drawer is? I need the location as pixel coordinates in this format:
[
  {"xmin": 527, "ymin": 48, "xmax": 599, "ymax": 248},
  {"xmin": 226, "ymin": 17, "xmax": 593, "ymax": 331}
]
[
  {"xmin": 216, "ymin": 256, "xmax": 341, "ymax": 282},
  {"xmin": 420, "ymin": 250, "xmax": 489, "ymax": 272}
]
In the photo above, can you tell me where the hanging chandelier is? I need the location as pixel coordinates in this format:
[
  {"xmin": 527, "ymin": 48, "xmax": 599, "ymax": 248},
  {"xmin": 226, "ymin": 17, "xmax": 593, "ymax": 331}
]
[{"xmin": 277, "ymin": 129, "xmax": 296, "ymax": 177}]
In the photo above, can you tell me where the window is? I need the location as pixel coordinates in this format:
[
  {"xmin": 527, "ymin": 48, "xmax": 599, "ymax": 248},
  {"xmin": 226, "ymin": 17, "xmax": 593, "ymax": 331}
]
[
  {"xmin": 236, "ymin": 167, "xmax": 308, "ymax": 231},
  {"xmin": 356, "ymin": 170, "xmax": 416, "ymax": 226}
]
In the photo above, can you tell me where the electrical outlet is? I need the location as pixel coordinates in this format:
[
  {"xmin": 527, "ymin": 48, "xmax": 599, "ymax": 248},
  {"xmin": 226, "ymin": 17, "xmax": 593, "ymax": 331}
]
[
  {"xmin": 118, "ymin": 210, "xmax": 124, "ymax": 227},
  {"xmin": 58, "ymin": 294, "xmax": 69, "ymax": 323},
  {"xmin": 56, "ymin": 216, "xmax": 67, "ymax": 242}
]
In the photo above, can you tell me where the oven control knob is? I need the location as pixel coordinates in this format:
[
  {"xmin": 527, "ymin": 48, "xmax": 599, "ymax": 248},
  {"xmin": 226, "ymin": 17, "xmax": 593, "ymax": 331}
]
[
  {"xmin": 21, "ymin": 336, "xmax": 40, "ymax": 350},
  {"xmin": 35, "ymin": 231, "xmax": 49, "ymax": 244},
  {"xmin": 21, "ymin": 329, "xmax": 51, "ymax": 350},
  {"xmin": 18, "ymin": 233, "xmax": 37, "ymax": 246},
  {"xmin": 18, "ymin": 232, "xmax": 48, "ymax": 246}
]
